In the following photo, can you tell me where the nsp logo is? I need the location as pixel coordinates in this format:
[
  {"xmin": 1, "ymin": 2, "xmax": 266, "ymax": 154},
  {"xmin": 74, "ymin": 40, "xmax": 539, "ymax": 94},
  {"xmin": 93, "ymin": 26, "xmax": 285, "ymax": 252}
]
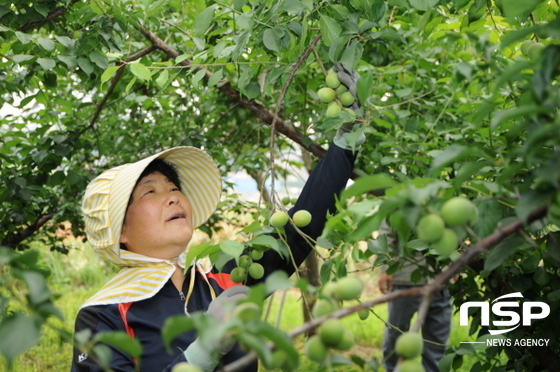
[{"xmin": 459, "ymin": 292, "xmax": 550, "ymax": 335}]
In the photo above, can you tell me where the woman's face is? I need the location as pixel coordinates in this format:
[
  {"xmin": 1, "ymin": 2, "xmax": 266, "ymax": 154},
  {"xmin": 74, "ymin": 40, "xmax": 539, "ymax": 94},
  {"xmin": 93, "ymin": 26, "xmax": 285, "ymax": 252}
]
[{"xmin": 119, "ymin": 171, "xmax": 193, "ymax": 260}]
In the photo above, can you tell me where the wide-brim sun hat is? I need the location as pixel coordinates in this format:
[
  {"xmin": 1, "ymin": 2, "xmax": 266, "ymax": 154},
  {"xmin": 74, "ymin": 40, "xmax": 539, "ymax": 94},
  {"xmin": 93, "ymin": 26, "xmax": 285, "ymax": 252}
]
[{"xmin": 82, "ymin": 146, "xmax": 221, "ymax": 259}]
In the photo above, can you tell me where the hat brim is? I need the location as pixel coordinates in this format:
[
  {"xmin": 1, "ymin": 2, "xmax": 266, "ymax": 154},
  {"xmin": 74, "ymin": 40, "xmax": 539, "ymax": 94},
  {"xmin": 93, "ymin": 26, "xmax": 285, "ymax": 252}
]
[{"xmin": 107, "ymin": 146, "xmax": 221, "ymax": 252}]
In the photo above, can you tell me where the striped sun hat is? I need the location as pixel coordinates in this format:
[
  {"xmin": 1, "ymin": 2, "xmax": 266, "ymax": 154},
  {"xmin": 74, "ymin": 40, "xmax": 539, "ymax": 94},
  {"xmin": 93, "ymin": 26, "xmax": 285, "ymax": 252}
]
[
  {"xmin": 80, "ymin": 146, "xmax": 221, "ymax": 307},
  {"xmin": 82, "ymin": 146, "xmax": 221, "ymax": 263}
]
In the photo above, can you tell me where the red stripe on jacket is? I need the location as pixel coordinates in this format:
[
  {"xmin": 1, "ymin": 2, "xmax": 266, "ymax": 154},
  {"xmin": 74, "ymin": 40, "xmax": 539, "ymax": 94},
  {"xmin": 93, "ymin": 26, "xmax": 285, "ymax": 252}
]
[{"xmin": 205, "ymin": 272, "xmax": 240, "ymax": 290}]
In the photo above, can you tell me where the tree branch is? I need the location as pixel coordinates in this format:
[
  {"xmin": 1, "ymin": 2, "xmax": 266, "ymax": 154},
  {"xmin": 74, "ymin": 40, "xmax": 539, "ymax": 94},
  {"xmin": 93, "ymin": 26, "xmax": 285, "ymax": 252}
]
[
  {"xmin": 221, "ymin": 204, "xmax": 550, "ymax": 372},
  {"xmin": 78, "ymin": 45, "xmax": 159, "ymax": 136},
  {"xmin": 2, "ymin": 213, "xmax": 55, "ymax": 248},
  {"xmin": 17, "ymin": 0, "xmax": 81, "ymax": 32},
  {"xmin": 138, "ymin": 27, "xmax": 328, "ymax": 160}
]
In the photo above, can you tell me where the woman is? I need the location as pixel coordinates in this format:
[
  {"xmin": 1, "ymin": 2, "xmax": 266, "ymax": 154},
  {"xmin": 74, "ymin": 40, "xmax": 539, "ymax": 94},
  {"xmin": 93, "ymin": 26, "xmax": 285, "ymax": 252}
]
[
  {"xmin": 72, "ymin": 63, "xmax": 363, "ymax": 372},
  {"xmin": 71, "ymin": 141, "xmax": 357, "ymax": 372}
]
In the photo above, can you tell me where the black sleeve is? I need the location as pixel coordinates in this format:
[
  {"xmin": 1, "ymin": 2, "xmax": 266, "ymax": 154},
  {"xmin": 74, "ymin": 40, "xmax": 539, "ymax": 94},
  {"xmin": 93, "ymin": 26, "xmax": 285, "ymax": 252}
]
[
  {"xmin": 71, "ymin": 306, "xmax": 135, "ymax": 372},
  {"xmin": 243, "ymin": 144, "xmax": 356, "ymax": 284}
]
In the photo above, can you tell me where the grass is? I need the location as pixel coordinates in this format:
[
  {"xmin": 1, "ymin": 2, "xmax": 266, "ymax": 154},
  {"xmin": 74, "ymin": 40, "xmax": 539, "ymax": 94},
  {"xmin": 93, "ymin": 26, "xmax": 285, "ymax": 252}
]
[{"xmin": 1, "ymin": 239, "xmax": 481, "ymax": 372}]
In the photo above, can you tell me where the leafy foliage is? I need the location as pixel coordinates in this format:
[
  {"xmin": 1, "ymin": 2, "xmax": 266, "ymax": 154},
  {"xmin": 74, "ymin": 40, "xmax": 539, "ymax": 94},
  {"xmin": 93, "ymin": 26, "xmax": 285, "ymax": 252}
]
[{"xmin": 2, "ymin": 0, "xmax": 560, "ymax": 371}]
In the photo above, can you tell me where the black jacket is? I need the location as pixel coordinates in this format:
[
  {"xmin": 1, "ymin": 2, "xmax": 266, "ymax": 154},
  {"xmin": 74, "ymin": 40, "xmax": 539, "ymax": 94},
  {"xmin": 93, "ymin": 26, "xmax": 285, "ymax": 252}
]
[{"xmin": 71, "ymin": 144, "xmax": 356, "ymax": 372}]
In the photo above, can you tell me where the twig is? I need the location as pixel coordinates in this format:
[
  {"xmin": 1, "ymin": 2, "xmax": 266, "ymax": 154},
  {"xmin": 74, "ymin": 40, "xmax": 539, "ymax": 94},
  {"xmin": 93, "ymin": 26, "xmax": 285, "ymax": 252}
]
[
  {"xmin": 268, "ymin": 34, "xmax": 322, "ymax": 202},
  {"xmin": 78, "ymin": 45, "xmax": 159, "ymax": 136},
  {"xmin": 2, "ymin": 213, "xmax": 54, "ymax": 248},
  {"xmin": 17, "ymin": 0, "xmax": 81, "ymax": 32}
]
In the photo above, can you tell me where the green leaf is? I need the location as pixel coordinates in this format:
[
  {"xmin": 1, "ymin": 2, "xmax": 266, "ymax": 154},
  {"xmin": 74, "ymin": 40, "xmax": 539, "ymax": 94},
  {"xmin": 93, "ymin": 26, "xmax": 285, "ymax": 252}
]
[
  {"xmin": 207, "ymin": 68, "xmax": 223, "ymax": 87},
  {"xmin": 264, "ymin": 270, "xmax": 293, "ymax": 294},
  {"xmin": 219, "ymin": 240, "xmax": 245, "ymax": 258},
  {"xmin": 78, "ymin": 57, "xmax": 95, "ymax": 75},
  {"xmin": 100, "ymin": 66, "xmax": 121, "ymax": 86},
  {"xmin": 129, "ymin": 62, "xmax": 152, "ymax": 81},
  {"xmin": 430, "ymin": 144, "xmax": 470, "ymax": 169},
  {"xmin": 161, "ymin": 315, "xmax": 195, "ymax": 352},
  {"xmin": 248, "ymin": 235, "xmax": 279, "ymax": 252},
  {"xmin": 12, "ymin": 55, "xmax": 34, "ymax": 63},
  {"xmin": 37, "ymin": 58, "xmax": 56, "ymax": 71},
  {"xmin": 409, "ymin": 0, "xmax": 439, "ymax": 11},
  {"xmin": 0, "ymin": 313, "xmax": 41, "ymax": 365},
  {"xmin": 484, "ymin": 237, "xmax": 525, "ymax": 272},
  {"xmin": 36, "ymin": 37, "xmax": 55, "ymax": 51},
  {"xmin": 490, "ymin": 105, "xmax": 552, "ymax": 130},
  {"xmin": 0, "ymin": 247, "xmax": 15, "ymax": 265},
  {"xmin": 17, "ymin": 270, "xmax": 52, "ymax": 305},
  {"xmin": 341, "ymin": 174, "xmax": 397, "ymax": 200},
  {"xmin": 500, "ymin": 0, "xmax": 545, "ymax": 22},
  {"xmin": 94, "ymin": 331, "xmax": 143, "ymax": 360},
  {"xmin": 319, "ymin": 15, "xmax": 342, "ymax": 47},
  {"xmin": 57, "ymin": 55, "xmax": 77, "ymax": 69},
  {"xmin": 516, "ymin": 190, "xmax": 549, "ymax": 223},
  {"xmin": 193, "ymin": 6, "xmax": 215, "ymax": 36},
  {"xmin": 356, "ymin": 73, "xmax": 373, "ymax": 107},
  {"xmin": 89, "ymin": 50, "xmax": 108, "ymax": 70},
  {"xmin": 155, "ymin": 69, "xmax": 169, "ymax": 88},
  {"xmin": 191, "ymin": 69, "xmax": 207, "ymax": 88},
  {"xmin": 339, "ymin": 41, "xmax": 363, "ymax": 73},
  {"xmin": 263, "ymin": 27, "xmax": 284, "ymax": 53},
  {"xmin": 14, "ymin": 32, "xmax": 33, "ymax": 44},
  {"xmin": 55, "ymin": 35, "xmax": 74, "ymax": 49},
  {"xmin": 184, "ymin": 241, "xmax": 220, "ymax": 268}
]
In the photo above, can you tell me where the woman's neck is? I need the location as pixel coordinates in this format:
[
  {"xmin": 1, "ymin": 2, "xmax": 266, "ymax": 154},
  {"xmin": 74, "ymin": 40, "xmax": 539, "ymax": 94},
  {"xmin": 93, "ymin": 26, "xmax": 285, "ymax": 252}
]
[{"xmin": 171, "ymin": 263, "xmax": 186, "ymax": 291}]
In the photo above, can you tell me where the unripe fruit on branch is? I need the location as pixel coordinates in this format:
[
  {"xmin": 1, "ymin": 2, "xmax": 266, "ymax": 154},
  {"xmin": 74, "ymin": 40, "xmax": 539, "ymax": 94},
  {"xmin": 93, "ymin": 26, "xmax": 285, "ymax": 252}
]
[
  {"xmin": 339, "ymin": 91, "xmax": 356, "ymax": 107},
  {"xmin": 305, "ymin": 335, "xmax": 329, "ymax": 362},
  {"xmin": 293, "ymin": 210, "xmax": 312, "ymax": 227},
  {"xmin": 417, "ymin": 214, "xmax": 445, "ymax": 243},
  {"xmin": 433, "ymin": 228, "xmax": 458, "ymax": 256},
  {"xmin": 231, "ymin": 267, "xmax": 247, "ymax": 283},
  {"xmin": 318, "ymin": 87, "xmax": 336, "ymax": 103},
  {"xmin": 250, "ymin": 249, "xmax": 264, "ymax": 260},
  {"xmin": 333, "ymin": 329, "xmax": 354, "ymax": 351},
  {"xmin": 527, "ymin": 42, "xmax": 545, "ymax": 60},
  {"xmin": 171, "ymin": 362, "xmax": 203, "ymax": 372},
  {"xmin": 333, "ymin": 277, "xmax": 363, "ymax": 301},
  {"xmin": 440, "ymin": 197, "xmax": 475, "ymax": 226},
  {"xmin": 270, "ymin": 211, "xmax": 289, "ymax": 227},
  {"xmin": 238, "ymin": 255, "xmax": 252, "ymax": 268},
  {"xmin": 248, "ymin": 262, "xmax": 264, "ymax": 279},
  {"xmin": 520, "ymin": 40, "xmax": 533, "ymax": 56},
  {"xmin": 398, "ymin": 359, "xmax": 426, "ymax": 372},
  {"xmin": 395, "ymin": 332, "xmax": 423, "ymax": 359},
  {"xmin": 358, "ymin": 308, "xmax": 370, "ymax": 320},
  {"xmin": 326, "ymin": 102, "xmax": 342, "ymax": 117},
  {"xmin": 319, "ymin": 318, "xmax": 344, "ymax": 347},
  {"xmin": 233, "ymin": 302, "xmax": 262, "ymax": 323},
  {"xmin": 313, "ymin": 299, "xmax": 338, "ymax": 317},
  {"xmin": 335, "ymin": 84, "xmax": 348, "ymax": 95},
  {"xmin": 325, "ymin": 70, "xmax": 341, "ymax": 89}
]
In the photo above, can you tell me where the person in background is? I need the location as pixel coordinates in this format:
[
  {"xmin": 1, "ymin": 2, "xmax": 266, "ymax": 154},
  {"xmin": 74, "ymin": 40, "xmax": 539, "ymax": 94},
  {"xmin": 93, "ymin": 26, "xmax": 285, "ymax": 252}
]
[{"xmin": 378, "ymin": 223, "xmax": 452, "ymax": 372}]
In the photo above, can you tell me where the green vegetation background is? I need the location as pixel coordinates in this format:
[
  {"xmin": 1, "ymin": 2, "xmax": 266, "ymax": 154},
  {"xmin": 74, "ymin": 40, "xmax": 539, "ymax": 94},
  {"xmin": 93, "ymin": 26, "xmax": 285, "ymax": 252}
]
[{"xmin": 1, "ymin": 239, "xmax": 479, "ymax": 372}]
